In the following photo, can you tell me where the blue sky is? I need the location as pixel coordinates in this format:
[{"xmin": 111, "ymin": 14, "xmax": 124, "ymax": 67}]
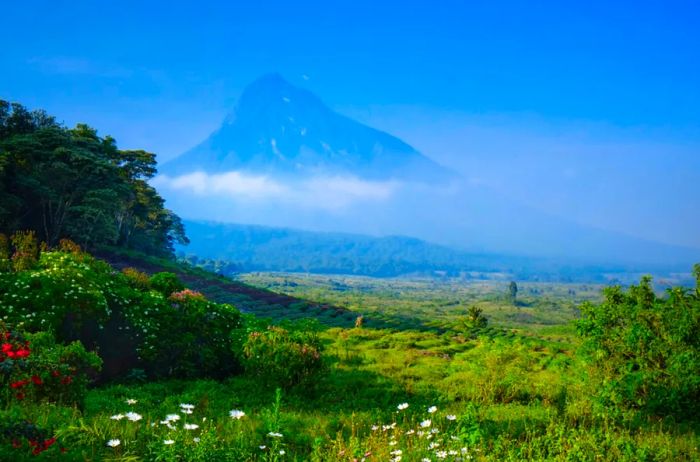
[{"xmin": 2, "ymin": 0, "xmax": 699, "ymax": 249}]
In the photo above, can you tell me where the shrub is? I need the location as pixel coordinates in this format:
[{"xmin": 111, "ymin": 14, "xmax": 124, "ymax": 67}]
[
  {"xmin": 577, "ymin": 271, "xmax": 700, "ymax": 420},
  {"xmin": 0, "ymin": 234, "xmax": 10, "ymax": 272},
  {"xmin": 149, "ymin": 272, "xmax": 185, "ymax": 296},
  {"xmin": 0, "ymin": 326, "xmax": 102, "ymax": 407},
  {"xmin": 242, "ymin": 325, "xmax": 326, "ymax": 389},
  {"xmin": 0, "ymin": 418, "xmax": 61, "ymax": 458},
  {"xmin": 122, "ymin": 267, "xmax": 151, "ymax": 290},
  {"xmin": 135, "ymin": 291, "xmax": 243, "ymax": 379},
  {"xmin": 10, "ymin": 231, "xmax": 39, "ymax": 272}
]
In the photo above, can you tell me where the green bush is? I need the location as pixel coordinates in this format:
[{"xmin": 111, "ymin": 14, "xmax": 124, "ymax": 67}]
[
  {"xmin": 121, "ymin": 267, "xmax": 151, "ymax": 290},
  {"xmin": 0, "ymin": 249, "xmax": 244, "ymax": 381},
  {"xmin": 149, "ymin": 272, "xmax": 185, "ymax": 296},
  {"xmin": 10, "ymin": 231, "xmax": 39, "ymax": 272},
  {"xmin": 0, "ymin": 326, "xmax": 101, "ymax": 407},
  {"xmin": 577, "ymin": 270, "xmax": 700, "ymax": 420},
  {"xmin": 242, "ymin": 325, "xmax": 326, "ymax": 389},
  {"xmin": 134, "ymin": 289, "xmax": 243, "ymax": 379}
]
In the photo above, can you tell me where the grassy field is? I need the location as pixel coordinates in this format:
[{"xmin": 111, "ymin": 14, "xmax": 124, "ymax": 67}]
[{"xmin": 2, "ymin": 251, "xmax": 698, "ymax": 461}]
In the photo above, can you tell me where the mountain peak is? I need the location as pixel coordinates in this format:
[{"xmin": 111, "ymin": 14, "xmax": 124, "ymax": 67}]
[{"xmin": 163, "ymin": 74, "xmax": 454, "ymax": 181}]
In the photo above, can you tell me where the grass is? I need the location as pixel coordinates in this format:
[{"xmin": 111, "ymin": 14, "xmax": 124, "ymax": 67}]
[{"xmin": 2, "ymin": 253, "xmax": 698, "ymax": 461}]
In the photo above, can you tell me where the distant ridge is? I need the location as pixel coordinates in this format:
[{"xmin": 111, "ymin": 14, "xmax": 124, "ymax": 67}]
[
  {"xmin": 162, "ymin": 73, "xmax": 454, "ymax": 181},
  {"xmin": 177, "ymin": 220, "xmax": 676, "ymax": 282}
]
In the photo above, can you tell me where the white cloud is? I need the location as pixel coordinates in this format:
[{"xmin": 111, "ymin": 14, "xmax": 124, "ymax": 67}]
[{"xmin": 153, "ymin": 171, "xmax": 401, "ymax": 210}]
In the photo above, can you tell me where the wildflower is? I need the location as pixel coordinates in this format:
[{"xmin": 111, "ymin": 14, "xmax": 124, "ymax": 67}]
[
  {"xmin": 435, "ymin": 450, "xmax": 447, "ymax": 459},
  {"xmin": 448, "ymin": 450, "xmax": 458, "ymax": 456},
  {"xmin": 165, "ymin": 414, "xmax": 180, "ymax": 422},
  {"xmin": 420, "ymin": 419, "xmax": 431, "ymax": 428},
  {"xmin": 428, "ymin": 406, "xmax": 437, "ymax": 414},
  {"xmin": 371, "ymin": 425, "xmax": 379, "ymax": 431},
  {"xmin": 184, "ymin": 424, "xmax": 199, "ymax": 430},
  {"xmin": 397, "ymin": 402, "xmax": 409, "ymax": 410},
  {"xmin": 106, "ymin": 439, "xmax": 121, "ymax": 447},
  {"xmin": 405, "ymin": 429, "xmax": 415, "ymax": 435},
  {"xmin": 193, "ymin": 437, "xmax": 200, "ymax": 443},
  {"xmin": 179, "ymin": 403, "xmax": 195, "ymax": 413},
  {"xmin": 279, "ymin": 450, "xmax": 285, "ymax": 455},
  {"xmin": 446, "ymin": 415, "xmax": 457, "ymax": 421},
  {"xmin": 429, "ymin": 442, "xmax": 440, "ymax": 449},
  {"xmin": 389, "ymin": 440, "xmax": 397, "ymax": 446},
  {"xmin": 163, "ymin": 439, "xmax": 175, "ymax": 445},
  {"xmin": 125, "ymin": 399, "xmax": 137, "ymax": 405},
  {"xmin": 229, "ymin": 409, "xmax": 245, "ymax": 419},
  {"xmin": 422, "ymin": 459, "xmax": 432, "ymax": 462},
  {"xmin": 110, "ymin": 414, "xmax": 125, "ymax": 420},
  {"xmin": 259, "ymin": 445, "xmax": 267, "ymax": 450},
  {"xmin": 391, "ymin": 449, "xmax": 403, "ymax": 455},
  {"xmin": 125, "ymin": 412, "xmax": 142, "ymax": 422},
  {"xmin": 267, "ymin": 432, "xmax": 283, "ymax": 438}
]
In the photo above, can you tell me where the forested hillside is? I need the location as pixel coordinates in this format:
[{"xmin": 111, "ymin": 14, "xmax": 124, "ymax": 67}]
[{"xmin": 0, "ymin": 100, "xmax": 187, "ymax": 257}]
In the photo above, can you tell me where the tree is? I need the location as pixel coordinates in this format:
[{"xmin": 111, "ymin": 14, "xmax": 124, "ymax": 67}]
[
  {"xmin": 463, "ymin": 305, "xmax": 488, "ymax": 330},
  {"xmin": 508, "ymin": 281, "xmax": 518, "ymax": 305},
  {"xmin": 0, "ymin": 100, "xmax": 187, "ymax": 257}
]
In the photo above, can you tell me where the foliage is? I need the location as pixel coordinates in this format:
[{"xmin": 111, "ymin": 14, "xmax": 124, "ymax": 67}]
[
  {"xmin": 10, "ymin": 230, "xmax": 39, "ymax": 271},
  {"xmin": 577, "ymin": 273, "xmax": 700, "ymax": 420},
  {"xmin": 0, "ymin": 326, "xmax": 102, "ymax": 408},
  {"xmin": 0, "ymin": 248, "xmax": 243, "ymax": 381},
  {"xmin": 150, "ymin": 272, "xmax": 185, "ymax": 296},
  {"xmin": 138, "ymin": 290, "xmax": 243, "ymax": 379},
  {"xmin": 463, "ymin": 305, "xmax": 488, "ymax": 330},
  {"xmin": 242, "ymin": 325, "xmax": 326, "ymax": 389},
  {"xmin": 0, "ymin": 100, "xmax": 188, "ymax": 257},
  {"xmin": 122, "ymin": 266, "xmax": 151, "ymax": 290},
  {"xmin": 508, "ymin": 281, "xmax": 518, "ymax": 305}
]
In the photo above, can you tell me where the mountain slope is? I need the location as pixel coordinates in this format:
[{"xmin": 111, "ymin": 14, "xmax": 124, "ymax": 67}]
[
  {"xmin": 162, "ymin": 73, "xmax": 453, "ymax": 181},
  {"xmin": 178, "ymin": 220, "xmax": 687, "ymax": 282}
]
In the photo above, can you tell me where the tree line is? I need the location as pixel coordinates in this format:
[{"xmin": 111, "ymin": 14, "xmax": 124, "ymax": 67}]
[{"xmin": 0, "ymin": 100, "xmax": 187, "ymax": 257}]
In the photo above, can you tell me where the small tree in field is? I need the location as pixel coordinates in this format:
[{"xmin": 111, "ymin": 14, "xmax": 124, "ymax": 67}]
[{"xmin": 508, "ymin": 281, "xmax": 518, "ymax": 305}]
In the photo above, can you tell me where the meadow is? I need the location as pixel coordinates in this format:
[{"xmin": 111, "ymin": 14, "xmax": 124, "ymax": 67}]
[{"xmin": 1, "ymin": 239, "xmax": 698, "ymax": 461}]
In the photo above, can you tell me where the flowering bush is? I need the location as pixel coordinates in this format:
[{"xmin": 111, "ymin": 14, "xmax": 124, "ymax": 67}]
[
  {"xmin": 0, "ymin": 249, "xmax": 245, "ymax": 381},
  {"xmin": 139, "ymin": 290, "xmax": 243, "ymax": 378},
  {"xmin": 0, "ymin": 326, "xmax": 101, "ymax": 407},
  {"xmin": 0, "ymin": 418, "xmax": 62, "ymax": 458},
  {"xmin": 122, "ymin": 267, "xmax": 151, "ymax": 290},
  {"xmin": 242, "ymin": 325, "xmax": 326, "ymax": 389}
]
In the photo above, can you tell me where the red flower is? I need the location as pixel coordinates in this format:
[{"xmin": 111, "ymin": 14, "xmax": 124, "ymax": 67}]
[
  {"xmin": 60, "ymin": 376, "xmax": 72, "ymax": 385},
  {"xmin": 31, "ymin": 375, "xmax": 43, "ymax": 385},
  {"xmin": 10, "ymin": 379, "xmax": 29, "ymax": 388},
  {"xmin": 43, "ymin": 437, "xmax": 57, "ymax": 449},
  {"xmin": 1, "ymin": 342, "xmax": 12, "ymax": 353},
  {"xmin": 14, "ymin": 348, "xmax": 30, "ymax": 358},
  {"xmin": 51, "ymin": 370, "xmax": 61, "ymax": 377}
]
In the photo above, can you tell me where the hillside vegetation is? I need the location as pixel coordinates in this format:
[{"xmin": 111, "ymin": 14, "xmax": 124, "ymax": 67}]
[{"xmin": 0, "ymin": 101, "xmax": 698, "ymax": 461}]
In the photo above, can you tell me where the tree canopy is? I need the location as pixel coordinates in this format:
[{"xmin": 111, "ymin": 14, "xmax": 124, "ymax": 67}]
[{"xmin": 0, "ymin": 100, "xmax": 187, "ymax": 256}]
